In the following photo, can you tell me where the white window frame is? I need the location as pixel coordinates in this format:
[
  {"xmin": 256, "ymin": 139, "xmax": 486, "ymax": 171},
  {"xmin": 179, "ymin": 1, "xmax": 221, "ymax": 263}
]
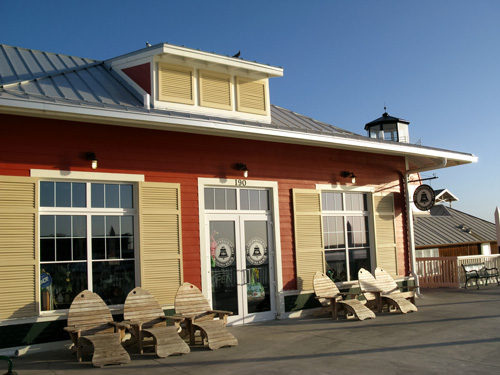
[
  {"xmin": 32, "ymin": 170, "xmax": 144, "ymax": 314},
  {"xmin": 316, "ymin": 184, "xmax": 376, "ymax": 283}
]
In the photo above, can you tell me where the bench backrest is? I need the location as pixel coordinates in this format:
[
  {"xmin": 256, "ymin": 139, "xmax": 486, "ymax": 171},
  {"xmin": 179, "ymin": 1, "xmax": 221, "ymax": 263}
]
[{"xmin": 462, "ymin": 263, "xmax": 484, "ymax": 272}]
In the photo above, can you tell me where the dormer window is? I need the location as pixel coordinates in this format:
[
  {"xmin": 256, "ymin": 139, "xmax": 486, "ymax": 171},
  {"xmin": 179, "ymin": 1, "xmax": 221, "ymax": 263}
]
[
  {"xmin": 236, "ymin": 77, "xmax": 268, "ymax": 115},
  {"xmin": 158, "ymin": 63, "xmax": 194, "ymax": 105},
  {"xmin": 199, "ymin": 70, "xmax": 232, "ymax": 110}
]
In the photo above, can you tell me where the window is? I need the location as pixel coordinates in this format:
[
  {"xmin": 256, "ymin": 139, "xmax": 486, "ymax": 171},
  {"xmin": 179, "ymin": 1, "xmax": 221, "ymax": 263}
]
[
  {"xmin": 199, "ymin": 70, "xmax": 232, "ymax": 110},
  {"xmin": 158, "ymin": 63, "xmax": 194, "ymax": 105},
  {"xmin": 322, "ymin": 192, "xmax": 371, "ymax": 282},
  {"xmin": 204, "ymin": 188, "xmax": 269, "ymax": 211},
  {"xmin": 236, "ymin": 77, "xmax": 268, "ymax": 115},
  {"xmin": 39, "ymin": 181, "xmax": 136, "ymax": 311}
]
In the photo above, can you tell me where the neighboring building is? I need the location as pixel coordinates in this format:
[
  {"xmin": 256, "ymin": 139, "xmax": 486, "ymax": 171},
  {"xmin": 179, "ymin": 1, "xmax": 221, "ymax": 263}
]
[
  {"xmin": 414, "ymin": 204, "xmax": 498, "ymax": 257},
  {"xmin": 0, "ymin": 43, "xmax": 477, "ymax": 352}
]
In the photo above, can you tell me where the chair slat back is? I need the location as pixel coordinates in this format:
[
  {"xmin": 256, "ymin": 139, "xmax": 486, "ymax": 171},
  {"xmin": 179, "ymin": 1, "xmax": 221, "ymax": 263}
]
[
  {"xmin": 313, "ymin": 271, "xmax": 341, "ymax": 298},
  {"xmin": 124, "ymin": 287, "xmax": 165, "ymax": 326},
  {"xmin": 175, "ymin": 283, "xmax": 212, "ymax": 316},
  {"xmin": 358, "ymin": 268, "xmax": 381, "ymax": 301},
  {"xmin": 374, "ymin": 268, "xmax": 400, "ymax": 295},
  {"xmin": 67, "ymin": 290, "xmax": 114, "ymax": 335}
]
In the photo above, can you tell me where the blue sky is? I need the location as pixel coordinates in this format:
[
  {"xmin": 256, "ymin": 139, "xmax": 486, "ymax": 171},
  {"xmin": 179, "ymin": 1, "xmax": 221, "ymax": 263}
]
[{"xmin": 2, "ymin": 0, "xmax": 499, "ymax": 222}]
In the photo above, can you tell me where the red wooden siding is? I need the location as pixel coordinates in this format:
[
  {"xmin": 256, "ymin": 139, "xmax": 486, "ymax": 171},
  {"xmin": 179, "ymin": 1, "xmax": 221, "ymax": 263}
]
[
  {"xmin": 122, "ymin": 63, "xmax": 151, "ymax": 95},
  {"xmin": 1, "ymin": 114, "xmax": 409, "ymax": 290}
]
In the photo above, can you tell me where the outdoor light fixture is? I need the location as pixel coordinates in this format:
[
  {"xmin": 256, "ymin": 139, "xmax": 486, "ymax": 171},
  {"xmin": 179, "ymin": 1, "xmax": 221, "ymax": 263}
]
[
  {"xmin": 85, "ymin": 152, "xmax": 98, "ymax": 170},
  {"xmin": 341, "ymin": 171, "xmax": 356, "ymax": 184},
  {"xmin": 235, "ymin": 163, "xmax": 249, "ymax": 178}
]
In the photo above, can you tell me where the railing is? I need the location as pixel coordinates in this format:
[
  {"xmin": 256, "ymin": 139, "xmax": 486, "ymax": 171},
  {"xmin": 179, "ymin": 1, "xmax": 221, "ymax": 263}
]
[{"xmin": 415, "ymin": 254, "xmax": 500, "ymax": 288}]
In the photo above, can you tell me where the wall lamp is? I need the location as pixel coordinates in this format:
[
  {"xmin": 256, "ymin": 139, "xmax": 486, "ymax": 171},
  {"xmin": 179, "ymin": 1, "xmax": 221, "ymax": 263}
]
[
  {"xmin": 85, "ymin": 152, "xmax": 99, "ymax": 170},
  {"xmin": 235, "ymin": 163, "xmax": 249, "ymax": 178},
  {"xmin": 341, "ymin": 171, "xmax": 356, "ymax": 184}
]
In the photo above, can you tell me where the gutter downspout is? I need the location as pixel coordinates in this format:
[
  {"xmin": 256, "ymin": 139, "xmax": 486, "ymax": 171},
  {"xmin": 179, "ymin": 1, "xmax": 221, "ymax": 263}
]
[{"xmin": 404, "ymin": 157, "xmax": 447, "ymax": 296}]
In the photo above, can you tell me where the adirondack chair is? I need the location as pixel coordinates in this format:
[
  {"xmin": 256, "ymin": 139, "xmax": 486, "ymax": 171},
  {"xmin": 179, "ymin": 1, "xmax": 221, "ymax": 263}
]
[
  {"xmin": 64, "ymin": 290, "xmax": 130, "ymax": 367},
  {"xmin": 358, "ymin": 268, "xmax": 417, "ymax": 314},
  {"xmin": 123, "ymin": 287, "xmax": 190, "ymax": 358},
  {"xmin": 313, "ymin": 271, "xmax": 375, "ymax": 321},
  {"xmin": 174, "ymin": 283, "xmax": 238, "ymax": 350},
  {"xmin": 374, "ymin": 267, "xmax": 417, "ymax": 304}
]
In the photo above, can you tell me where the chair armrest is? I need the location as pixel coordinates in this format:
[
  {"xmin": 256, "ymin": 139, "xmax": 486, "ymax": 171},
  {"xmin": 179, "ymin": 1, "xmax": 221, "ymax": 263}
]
[
  {"xmin": 63, "ymin": 326, "xmax": 81, "ymax": 334},
  {"xmin": 163, "ymin": 316, "xmax": 185, "ymax": 323},
  {"xmin": 109, "ymin": 321, "xmax": 130, "ymax": 330},
  {"xmin": 209, "ymin": 309, "xmax": 233, "ymax": 316}
]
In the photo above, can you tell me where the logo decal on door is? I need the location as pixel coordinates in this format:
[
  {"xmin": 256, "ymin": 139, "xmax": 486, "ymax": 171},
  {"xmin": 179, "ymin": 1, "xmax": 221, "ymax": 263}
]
[
  {"xmin": 214, "ymin": 238, "xmax": 236, "ymax": 268},
  {"xmin": 246, "ymin": 238, "xmax": 268, "ymax": 266}
]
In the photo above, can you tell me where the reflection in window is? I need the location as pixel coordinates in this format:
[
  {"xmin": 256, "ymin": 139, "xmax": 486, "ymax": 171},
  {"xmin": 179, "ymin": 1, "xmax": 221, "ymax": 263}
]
[
  {"xmin": 322, "ymin": 192, "xmax": 370, "ymax": 282},
  {"xmin": 40, "ymin": 182, "xmax": 135, "ymax": 311}
]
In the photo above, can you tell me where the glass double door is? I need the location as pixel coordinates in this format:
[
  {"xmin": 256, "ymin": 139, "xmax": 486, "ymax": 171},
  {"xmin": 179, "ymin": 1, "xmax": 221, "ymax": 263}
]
[{"xmin": 207, "ymin": 213, "xmax": 275, "ymax": 324}]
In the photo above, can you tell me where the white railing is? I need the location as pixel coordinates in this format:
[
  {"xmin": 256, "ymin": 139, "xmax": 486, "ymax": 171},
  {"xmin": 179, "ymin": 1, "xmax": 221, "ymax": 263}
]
[{"xmin": 415, "ymin": 254, "xmax": 500, "ymax": 288}]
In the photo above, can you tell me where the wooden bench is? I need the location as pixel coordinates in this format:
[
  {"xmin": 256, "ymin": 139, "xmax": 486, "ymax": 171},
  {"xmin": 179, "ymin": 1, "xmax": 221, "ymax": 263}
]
[{"xmin": 462, "ymin": 263, "xmax": 500, "ymax": 289}]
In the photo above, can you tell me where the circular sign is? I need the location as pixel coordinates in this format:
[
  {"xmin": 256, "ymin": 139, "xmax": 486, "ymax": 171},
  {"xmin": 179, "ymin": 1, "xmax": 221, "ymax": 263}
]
[
  {"xmin": 246, "ymin": 238, "xmax": 268, "ymax": 266},
  {"xmin": 214, "ymin": 238, "xmax": 235, "ymax": 268},
  {"xmin": 413, "ymin": 184, "xmax": 435, "ymax": 211},
  {"xmin": 41, "ymin": 273, "xmax": 52, "ymax": 289}
]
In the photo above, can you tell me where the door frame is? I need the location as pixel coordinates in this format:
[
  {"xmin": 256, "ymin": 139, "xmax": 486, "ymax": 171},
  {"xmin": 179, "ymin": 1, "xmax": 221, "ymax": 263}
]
[{"xmin": 198, "ymin": 178, "xmax": 283, "ymax": 324}]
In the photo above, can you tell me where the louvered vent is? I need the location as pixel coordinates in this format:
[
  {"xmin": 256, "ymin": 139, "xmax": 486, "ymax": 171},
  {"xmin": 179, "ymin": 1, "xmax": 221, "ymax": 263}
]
[
  {"xmin": 200, "ymin": 70, "xmax": 232, "ymax": 110},
  {"xmin": 237, "ymin": 77, "xmax": 267, "ymax": 115},
  {"xmin": 158, "ymin": 63, "xmax": 194, "ymax": 105}
]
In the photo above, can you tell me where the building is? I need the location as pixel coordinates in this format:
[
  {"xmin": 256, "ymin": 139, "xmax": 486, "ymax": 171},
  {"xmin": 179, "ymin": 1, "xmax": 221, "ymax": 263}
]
[
  {"xmin": 0, "ymin": 43, "xmax": 477, "ymax": 352},
  {"xmin": 414, "ymin": 203, "xmax": 498, "ymax": 257}
]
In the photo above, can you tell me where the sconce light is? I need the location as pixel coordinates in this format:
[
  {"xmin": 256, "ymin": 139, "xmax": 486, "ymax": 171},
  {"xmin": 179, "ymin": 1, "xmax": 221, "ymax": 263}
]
[
  {"xmin": 341, "ymin": 171, "xmax": 356, "ymax": 184},
  {"xmin": 85, "ymin": 152, "xmax": 98, "ymax": 170},
  {"xmin": 235, "ymin": 163, "xmax": 249, "ymax": 178}
]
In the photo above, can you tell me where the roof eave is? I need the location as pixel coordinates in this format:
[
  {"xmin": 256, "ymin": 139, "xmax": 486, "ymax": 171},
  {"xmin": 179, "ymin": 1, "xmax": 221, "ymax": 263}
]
[{"xmin": 0, "ymin": 98, "xmax": 477, "ymax": 170}]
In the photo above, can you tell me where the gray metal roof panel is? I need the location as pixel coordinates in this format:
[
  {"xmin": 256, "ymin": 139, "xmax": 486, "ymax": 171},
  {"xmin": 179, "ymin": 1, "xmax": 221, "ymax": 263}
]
[{"xmin": 414, "ymin": 205, "xmax": 496, "ymax": 247}]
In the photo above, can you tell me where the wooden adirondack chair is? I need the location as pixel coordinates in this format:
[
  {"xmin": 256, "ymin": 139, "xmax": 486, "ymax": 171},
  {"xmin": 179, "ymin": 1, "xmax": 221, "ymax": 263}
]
[
  {"xmin": 123, "ymin": 287, "xmax": 190, "ymax": 358},
  {"xmin": 358, "ymin": 268, "xmax": 417, "ymax": 314},
  {"xmin": 174, "ymin": 283, "xmax": 238, "ymax": 350},
  {"xmin": 313, "ymin": 271, "xmax": 375, "ymax": 321},
  {"xmin": 64, "ymin": 290, "xmax": 130, "ymax": 367},
  {"xmin": 374, "ymin": 267, "xmax": 418, "ymax": 304}
]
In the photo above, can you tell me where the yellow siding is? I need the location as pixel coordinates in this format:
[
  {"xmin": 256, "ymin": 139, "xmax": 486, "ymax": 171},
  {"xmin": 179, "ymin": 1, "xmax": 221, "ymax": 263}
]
[
  {"xmin": 373, "ymin": 194, "xmax": 398, "ymax": 276},
  {"xmin": 293, "ymin": 189, "xmax": 325, "ymax": 291},
  {"xmin": 199, "ymin": 70, "xmax": 232, "ymax": 110},
  {"xmin": 236, "ymin": 77, "xmax": 268, "ymax": 115},
  {"xmin": 139, "ymin": 182, "xmax": 183, "ymax": 306},
  {"xmin": 0, "ymin": 177, "xmax": 38, "ymax": 319},
  {"xmin": 158, "ymin": 63, "xmax": 194, "ymax": 105}
]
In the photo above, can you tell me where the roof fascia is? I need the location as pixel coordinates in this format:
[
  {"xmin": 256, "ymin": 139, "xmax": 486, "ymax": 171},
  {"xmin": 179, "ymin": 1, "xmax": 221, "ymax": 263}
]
[
  {"xmin": 106, "ymin": 43, "xmax": 283, "ymax": 78},
  {"xmin": 0, "ymin": 98, "xmax": 477, "ymax": 169}
]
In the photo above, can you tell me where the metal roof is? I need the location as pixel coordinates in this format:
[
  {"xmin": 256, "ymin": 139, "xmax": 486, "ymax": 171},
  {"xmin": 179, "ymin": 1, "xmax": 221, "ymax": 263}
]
[
  {"xmin": 0, "ymin": 44, "xmax": 477, "ymax": 170},
  {"xmin": 364, "ymin": 111, "xmax": 410, "ymax": 130},
  {"xmin": 414, "ymin": 205, "xmax": 496, "ymax": 247}
]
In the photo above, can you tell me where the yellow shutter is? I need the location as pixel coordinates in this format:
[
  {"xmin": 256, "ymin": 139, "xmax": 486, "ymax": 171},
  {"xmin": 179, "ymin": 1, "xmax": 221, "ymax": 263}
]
[
  {"xmin": 373, "ymin": 193, "xmax": 398, "ymax": 275},
  {"xmin": 236, "ymin": 77, "xmax": 268, "ymax": 115},
  {"xmin": 139, "ymin": 182, "xmax": 183, "ymax": 306},
  {"xmin": 0, "ymin": 176, "xmax": 38, "ymax": 319},
  {"xmin": 199, "ymin": 70, "xmax": 232, "ymax": 110},
  {"xmin": 292, "ymin": 189, "xmax": 325, "ymax": 291},
  {"xmin": 158, "ymin": 63, "xmax": 194, "ymax": 105}
]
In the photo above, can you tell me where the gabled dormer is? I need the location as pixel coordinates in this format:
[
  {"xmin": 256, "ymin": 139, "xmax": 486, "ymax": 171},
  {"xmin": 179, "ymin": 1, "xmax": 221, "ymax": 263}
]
[{"xmin": 107, "ymin": 43, "xmax": 283, "ymax": 123}]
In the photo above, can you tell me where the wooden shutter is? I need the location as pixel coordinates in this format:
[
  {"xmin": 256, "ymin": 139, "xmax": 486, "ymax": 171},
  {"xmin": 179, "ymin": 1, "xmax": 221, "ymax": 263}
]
[
  {"xmin": 199, "ymin": 70, "xmax": 232, "ymax": 110},
  {"xmin": 139, "ymin": 182, "xmax": 183, "ymax": 306},
  {"xmin": 0, "ymin": 176, "xmax": 38, "ymax": 319},
  {"xmin": 373, "ymin": 193, "xmax": 398, "ymax": 275},
  {"xmin": 158, "ymin": 63, "xmax": 194, "ymax": 104},
  {"xmin": 292, "ymin": 189, "xmax": 325, "ymax": 291},
  {"xmin": 236, "ymin": 77, "xmax": 268, "ymax": 115}
]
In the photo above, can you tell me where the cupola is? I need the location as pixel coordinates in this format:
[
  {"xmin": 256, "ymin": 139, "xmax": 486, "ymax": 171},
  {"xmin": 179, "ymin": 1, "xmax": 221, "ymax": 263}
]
[{"xmin": 364, "ymin": 108, "xmax": 410, "ymax": 143}]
